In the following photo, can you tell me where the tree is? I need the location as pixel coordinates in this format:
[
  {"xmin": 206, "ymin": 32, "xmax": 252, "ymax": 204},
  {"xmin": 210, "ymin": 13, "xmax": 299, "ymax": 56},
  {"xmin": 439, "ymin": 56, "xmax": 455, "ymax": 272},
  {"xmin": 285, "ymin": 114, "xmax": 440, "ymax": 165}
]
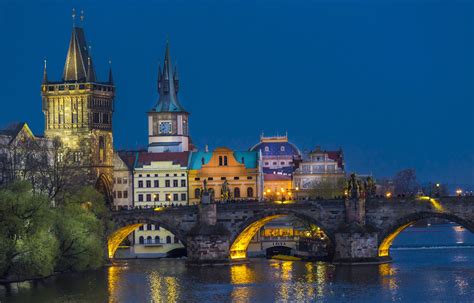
[
  {"xmin": 393, "ymin": 169, "xmax": 420, "ymax": 196},
  {"xmin": 0, "ymin": 181, "xmax": 58, "ymax": 279}
]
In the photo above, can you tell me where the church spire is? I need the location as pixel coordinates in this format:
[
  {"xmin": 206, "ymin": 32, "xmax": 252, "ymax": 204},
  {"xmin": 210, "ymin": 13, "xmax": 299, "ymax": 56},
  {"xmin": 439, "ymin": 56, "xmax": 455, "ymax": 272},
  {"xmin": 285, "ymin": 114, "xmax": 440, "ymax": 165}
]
[
  {"xmin": 42, "ymin": 59, "xmax": 48, "ymax": 84},
  {"xmin": 153, "ymin": 41, "xmax": 186, "ymax": 113},
  {"xmin": 62, "ymin": 24, "xmax": 96, "ymax": 82}
]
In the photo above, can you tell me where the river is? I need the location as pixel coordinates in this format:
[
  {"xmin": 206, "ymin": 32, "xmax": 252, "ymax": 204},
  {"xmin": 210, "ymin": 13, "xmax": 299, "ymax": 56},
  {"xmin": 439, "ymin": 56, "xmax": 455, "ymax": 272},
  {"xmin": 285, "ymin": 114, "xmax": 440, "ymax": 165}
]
[{"xmin": 2, "ymin": 223, "xmax": 474, "ymax": 302}]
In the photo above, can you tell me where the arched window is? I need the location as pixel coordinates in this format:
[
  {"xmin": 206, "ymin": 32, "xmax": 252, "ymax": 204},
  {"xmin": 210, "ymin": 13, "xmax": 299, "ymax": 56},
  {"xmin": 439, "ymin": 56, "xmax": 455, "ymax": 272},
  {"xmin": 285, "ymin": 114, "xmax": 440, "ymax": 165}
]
[
  {"xmin": 224, "ymin": 156, "xmax": 228, "ymax": 166},
  {"xmin": 155, "ymin": 236, "xmax": 160, "ymax": 244},
  {"xmin": 280, "ymin": 146, "xmax": 285, "ymax": 152},
  {"xmin": 139, "ymin": 236, "xmax": 144, "ymax": 244},
  {"xmin": 234, "ymin": 187, "xmax": 240, "ymax": 198},
  {"xmin": 219, "ymin": 156, "xmax": 223, "ymax": 166},
  {"xmin": 146, "ymin": 236, "xmax": 152, "ymax": 244},
  {"xmin": 247, "ymin": 187, "xmax": 254, "ymax": 198},
  {"xmin": 147, "ymin": 224, "xmax": 153, "ymax": 230},
  {"xmin": 264, "ymin": 146, "xmax": 269, "ymax": 152},
  {"xmin": 155, "ymin": 225, "xmax": 160, "ymax": 230},
  {"xmin": 166, "ymin": 236, "xmax": 172, "ymax": 244},
  {"xmin": 195, "ymin": 188, "xmax": 201, "ymax": 198},
  {"xmin": 98, "ymin": 136, "xmax": 106, "ymax": 163},
  {"xmin": 139, "ymin": 225, "xmax": 144, "ymax": 231},
  {"xmin": 174, "ymin": 236, "xmax": 179, "ymax": 244}
]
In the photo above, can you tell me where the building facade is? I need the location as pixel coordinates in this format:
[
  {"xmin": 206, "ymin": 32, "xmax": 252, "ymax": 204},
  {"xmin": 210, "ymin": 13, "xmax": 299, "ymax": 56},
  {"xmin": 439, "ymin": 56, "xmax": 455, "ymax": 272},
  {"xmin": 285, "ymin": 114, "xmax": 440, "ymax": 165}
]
[
  {"xmin": 41, "ymin": 25, "xmax": 115, "ymax": 200},
  {"xmin": 132, "ymin": 152, "xmax": 189, "ymax": 208},
  {"xmin": 148, "ymin": 43, "xmax": 191, "ymax": 153},
  {"xmin": 250, "ymin": 134, "xmax": 301, "ymax": 200},
  {"xmin": 188, "ymin": 147, "xmax": 262, "ymax": 204},
  {"xmin": 293, "ymin": 146, "xmax": 345, "ymax": 198}
]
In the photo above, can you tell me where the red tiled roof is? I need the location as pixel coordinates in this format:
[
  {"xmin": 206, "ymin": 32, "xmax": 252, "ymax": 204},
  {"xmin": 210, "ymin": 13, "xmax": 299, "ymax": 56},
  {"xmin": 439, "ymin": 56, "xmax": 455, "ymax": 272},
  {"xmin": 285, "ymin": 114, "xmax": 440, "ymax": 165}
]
[
  {"xmin": 135, "ymin": 151, "xmax": 189, "ymax": 168},
  {"xmin": 327, "ymin": 151, "xmax": 344, "ymax": 169}
]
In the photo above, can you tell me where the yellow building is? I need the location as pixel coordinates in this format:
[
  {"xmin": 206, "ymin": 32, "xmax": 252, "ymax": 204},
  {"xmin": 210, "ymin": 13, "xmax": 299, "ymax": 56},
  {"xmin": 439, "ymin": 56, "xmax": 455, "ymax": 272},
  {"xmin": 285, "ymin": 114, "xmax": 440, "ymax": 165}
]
[
  {"xmin": 263, "ymin": 174, "xmax": 293, "ymax": 201},
  {"xmin": 40, "ymin": 24, "xmax": 115, "ymax": 199},
  {"xmin": 188, "ymin": 147, "xmax": 262, "ymax": 204}
]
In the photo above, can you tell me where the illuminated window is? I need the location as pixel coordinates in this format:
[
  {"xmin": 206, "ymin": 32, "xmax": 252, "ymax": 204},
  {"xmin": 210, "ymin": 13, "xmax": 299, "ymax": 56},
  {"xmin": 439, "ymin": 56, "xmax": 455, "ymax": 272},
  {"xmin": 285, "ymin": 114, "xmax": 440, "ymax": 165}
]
[{"xmin": 154, "ymin": 194, "xmax": 159, "ymax": 201}]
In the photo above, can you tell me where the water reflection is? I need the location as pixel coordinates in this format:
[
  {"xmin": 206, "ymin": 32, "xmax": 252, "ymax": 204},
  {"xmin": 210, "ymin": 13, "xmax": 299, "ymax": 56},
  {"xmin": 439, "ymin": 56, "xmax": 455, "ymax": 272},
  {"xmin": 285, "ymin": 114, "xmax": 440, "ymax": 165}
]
[{"xmin": 149, "ymin": 272, "xmax": 180, "ymax": 303}]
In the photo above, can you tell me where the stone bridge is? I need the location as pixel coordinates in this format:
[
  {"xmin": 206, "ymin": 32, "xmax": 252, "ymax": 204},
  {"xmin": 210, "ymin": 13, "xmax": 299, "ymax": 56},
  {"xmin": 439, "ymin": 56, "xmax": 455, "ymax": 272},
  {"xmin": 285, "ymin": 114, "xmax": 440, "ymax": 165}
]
[{"xmin": 109, "ymin": 196, "xmax": 474, "ymax": 264}]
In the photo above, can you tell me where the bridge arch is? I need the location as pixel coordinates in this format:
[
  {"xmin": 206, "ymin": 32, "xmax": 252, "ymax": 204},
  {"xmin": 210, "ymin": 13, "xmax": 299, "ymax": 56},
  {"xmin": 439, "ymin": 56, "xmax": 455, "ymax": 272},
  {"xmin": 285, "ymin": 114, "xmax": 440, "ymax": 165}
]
[
  {"xmin": 229, "ymin": 210, "xmax": 335, "ymax": 260},
  {"xmin": 378, "ymin": 211, "xmax": 474, "ymax": 258},
  {"xmin": 108, "ymin": 218, "xmax": 187, "ymax": 259}
]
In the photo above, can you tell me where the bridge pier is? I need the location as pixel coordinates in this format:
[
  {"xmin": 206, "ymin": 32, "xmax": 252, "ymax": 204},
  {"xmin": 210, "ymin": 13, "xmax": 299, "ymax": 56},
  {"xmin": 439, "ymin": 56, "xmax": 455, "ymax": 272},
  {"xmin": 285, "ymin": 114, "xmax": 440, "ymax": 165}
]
[
  {"xmin": 186, "ymin": 203, "xmax": 232, "ymax": 266},
  {"xmin": 333, "ymin": 197, "xmax": 390, "ymax": 264}
]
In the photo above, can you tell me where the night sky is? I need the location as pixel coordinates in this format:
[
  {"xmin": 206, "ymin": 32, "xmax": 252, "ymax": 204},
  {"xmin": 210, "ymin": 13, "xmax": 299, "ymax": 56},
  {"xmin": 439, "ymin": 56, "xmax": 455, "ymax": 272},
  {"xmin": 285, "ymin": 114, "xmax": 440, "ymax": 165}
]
[{"xmin": 0, "ymin": 0, "xmax": 472, "ymax": 190}]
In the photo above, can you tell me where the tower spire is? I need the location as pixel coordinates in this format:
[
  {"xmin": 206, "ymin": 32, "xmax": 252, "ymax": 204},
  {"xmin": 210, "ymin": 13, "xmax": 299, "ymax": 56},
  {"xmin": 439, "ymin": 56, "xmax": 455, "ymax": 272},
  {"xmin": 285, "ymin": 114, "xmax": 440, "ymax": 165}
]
[
  {"xmin": 108, "ymin": 60, "xmax": 114, "ymax": 84},
  {"xmin": 62, "ymin": 25, "xmax": 95, "ymax": 82},
  {"xmin": 152, "ymin": 41, "xmax": 186, "ymax": 112},
  {"xmin": 42, "ymin": 59, "xmax": 48, "ymax": 84}
]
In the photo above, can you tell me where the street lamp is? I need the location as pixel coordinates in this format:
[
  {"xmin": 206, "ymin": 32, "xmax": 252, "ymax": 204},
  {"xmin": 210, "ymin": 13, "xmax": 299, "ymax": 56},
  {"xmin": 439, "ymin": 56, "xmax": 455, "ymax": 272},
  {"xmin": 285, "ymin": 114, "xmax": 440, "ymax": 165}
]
[{"xmin": 456, "ymin": 189, "xmax": 463, "ymax": 197}]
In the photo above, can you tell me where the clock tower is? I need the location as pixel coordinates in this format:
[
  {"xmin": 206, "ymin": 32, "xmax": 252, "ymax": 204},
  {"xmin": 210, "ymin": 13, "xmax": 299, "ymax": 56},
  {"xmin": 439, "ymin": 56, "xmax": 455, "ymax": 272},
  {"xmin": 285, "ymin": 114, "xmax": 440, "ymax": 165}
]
[{"xmin": 148, "ymin": 43, "xmax": 190, "ymax": 153}]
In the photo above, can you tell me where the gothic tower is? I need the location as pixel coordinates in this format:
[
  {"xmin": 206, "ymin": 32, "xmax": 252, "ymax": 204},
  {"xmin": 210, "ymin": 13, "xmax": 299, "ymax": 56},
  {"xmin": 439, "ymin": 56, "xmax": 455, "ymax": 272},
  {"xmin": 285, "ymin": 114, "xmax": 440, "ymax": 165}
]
[
  {"xmin": 41, "ymin": 23, "xmax": 115, "ymax": 200},
  {"xmin": 148, "ymin": 43, "xmax": 190, "ymax": 153}
]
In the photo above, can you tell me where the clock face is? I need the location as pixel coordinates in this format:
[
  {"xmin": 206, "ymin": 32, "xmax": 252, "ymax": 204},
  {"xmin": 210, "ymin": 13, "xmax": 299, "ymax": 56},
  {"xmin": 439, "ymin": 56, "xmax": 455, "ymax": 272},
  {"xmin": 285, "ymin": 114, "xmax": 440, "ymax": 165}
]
[{"xmin": 159, "ymin": 121, "xmax": 172, "ymax": 134}]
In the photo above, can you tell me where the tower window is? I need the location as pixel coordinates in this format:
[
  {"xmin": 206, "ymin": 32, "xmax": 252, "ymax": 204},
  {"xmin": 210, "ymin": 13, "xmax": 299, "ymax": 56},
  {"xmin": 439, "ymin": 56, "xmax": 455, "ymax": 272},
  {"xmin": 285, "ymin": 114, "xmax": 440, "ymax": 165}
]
[
  {"xmin": 219, "ymin": 156, "xmax": 223, "ymax": 166},
  {"xmin": 224, "ymin": 156, "xmax": 228, "ymax": 166},
  {"xmin": 98, "ymin": 136, "xmax": 106, "ymax": 163}
]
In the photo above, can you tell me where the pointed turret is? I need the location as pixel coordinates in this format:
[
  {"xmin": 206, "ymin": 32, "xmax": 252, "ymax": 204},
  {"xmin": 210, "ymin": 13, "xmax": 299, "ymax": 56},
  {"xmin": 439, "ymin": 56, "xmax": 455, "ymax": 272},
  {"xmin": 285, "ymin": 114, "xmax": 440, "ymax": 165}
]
[
  {"xmin": 42, "ymin": 59, "xmax": 48, "ymax": 84},
  {"xmin": 108, "ymin": 61, "xmax": 114, "ymax": 85},
  {"xmin": 152, "ymin": 42, "xmax": 186, "ymax": 113},
  {"xmin": 62, "ymin": 26, "xmax": 96, "ymax": 82}
]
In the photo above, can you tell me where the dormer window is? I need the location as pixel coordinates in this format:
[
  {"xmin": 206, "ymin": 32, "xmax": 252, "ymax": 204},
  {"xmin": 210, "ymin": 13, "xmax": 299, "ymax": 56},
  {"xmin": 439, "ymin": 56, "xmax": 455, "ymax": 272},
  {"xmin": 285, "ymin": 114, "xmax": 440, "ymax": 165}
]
[
  {"xmin": 264, "ymin": 146, "xmax": 269, "ymax": 152},
  {"xmin": 280, "ymin": 146, "xmax": 285, "ymax": 152}
]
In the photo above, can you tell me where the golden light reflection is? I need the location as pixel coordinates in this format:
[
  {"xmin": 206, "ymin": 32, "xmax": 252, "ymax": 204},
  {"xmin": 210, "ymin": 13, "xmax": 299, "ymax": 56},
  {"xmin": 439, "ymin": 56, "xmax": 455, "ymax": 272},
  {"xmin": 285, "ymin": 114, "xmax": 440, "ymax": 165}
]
[
  {"xmin": 107, "ymin": 224, "xmax": 143, "ymax": 258},
  {"xmin": 230, "ymin": 264, "xmax": 255, "ymax": 301},
  {"xmin": 379, "ymin": 263, "xmax": 399, "ymax": 291},
  {"xmin": 230, "ymin": 215, "xmax": 284, "ymax": 259},
  {"xmin": 149, "ymin": 272, "xmax": 180, "ymax": 303},
  {"xmin": 107, "ymin": 264, "xmax": 125, "ymax": 303}
]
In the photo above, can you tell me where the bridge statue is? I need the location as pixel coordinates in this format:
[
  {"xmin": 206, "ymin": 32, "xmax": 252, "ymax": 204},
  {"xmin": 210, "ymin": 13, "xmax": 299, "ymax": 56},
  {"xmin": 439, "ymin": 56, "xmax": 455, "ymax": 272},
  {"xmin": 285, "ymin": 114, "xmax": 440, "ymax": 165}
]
[{"xmin": 221, "ymin": 180, "xmax": 231, "ymax": 202}]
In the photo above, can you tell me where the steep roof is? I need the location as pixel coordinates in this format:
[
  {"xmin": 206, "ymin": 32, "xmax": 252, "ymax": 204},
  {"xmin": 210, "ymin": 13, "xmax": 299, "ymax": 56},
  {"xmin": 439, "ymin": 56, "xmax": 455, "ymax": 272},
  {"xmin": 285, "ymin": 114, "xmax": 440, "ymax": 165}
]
[
  {"xmin": 151, "ymin": 42, "xmax": 187, "ymax": 113},
  {"xmin": 62, "ymin": 27, "xmax": 96, "ymax": 82}
]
